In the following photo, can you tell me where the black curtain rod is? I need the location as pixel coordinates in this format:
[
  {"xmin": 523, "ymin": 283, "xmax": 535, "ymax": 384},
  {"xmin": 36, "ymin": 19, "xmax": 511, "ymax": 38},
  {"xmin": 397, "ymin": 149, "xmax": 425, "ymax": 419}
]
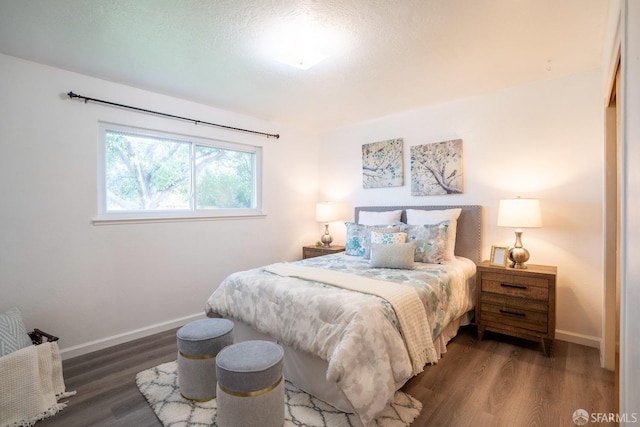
[{"xmin": 67, "ymin": 91, "xmax": 279, "ymax": 139}]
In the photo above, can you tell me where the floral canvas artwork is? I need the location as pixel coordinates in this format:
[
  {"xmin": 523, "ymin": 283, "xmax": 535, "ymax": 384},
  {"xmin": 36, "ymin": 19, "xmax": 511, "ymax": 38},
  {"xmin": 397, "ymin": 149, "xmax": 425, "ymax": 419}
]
[
  {"xmin": 362, "ymin": 138, "xmax": 404, "ymax": 188},
  {"xmin": 410, "ymin": 139, "xmax": 463, "ymax": 195}
]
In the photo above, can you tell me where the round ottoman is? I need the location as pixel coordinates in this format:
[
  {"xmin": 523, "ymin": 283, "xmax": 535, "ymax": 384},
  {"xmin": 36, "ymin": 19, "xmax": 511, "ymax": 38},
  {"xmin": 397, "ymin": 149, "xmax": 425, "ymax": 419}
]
[
  {"xmin": 176, "ymin": 318, "xmax": 234, "ymax": 401},
  {"xmin": 216, "ymin": 340, "xmax": 284, "ymax": 427}
]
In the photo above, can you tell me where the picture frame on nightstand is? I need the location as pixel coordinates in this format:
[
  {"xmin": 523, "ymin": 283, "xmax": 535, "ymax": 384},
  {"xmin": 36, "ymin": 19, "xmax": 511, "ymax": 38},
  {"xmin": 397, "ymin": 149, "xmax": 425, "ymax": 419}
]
[{"xmin": 490, "ymin": 245, "xmax": 509, "ymax": 267}]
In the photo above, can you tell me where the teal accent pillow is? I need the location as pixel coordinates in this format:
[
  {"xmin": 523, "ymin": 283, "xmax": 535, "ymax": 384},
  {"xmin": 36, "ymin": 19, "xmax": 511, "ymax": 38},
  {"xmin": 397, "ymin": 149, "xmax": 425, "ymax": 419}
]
[
  {"xmin": 0, "ymin": 307, "xmax": 33, "ymax": 356},
  {"xmin": 404, "ymin": 220, "xmax": 450, "ymax": 264},
  {"xmin": 406, "ymin": 209, "xmax": 461, "ymax": 260},
  {"xmin": 345, "ymin": 222, "xmax": 368, "ymax": 256}
]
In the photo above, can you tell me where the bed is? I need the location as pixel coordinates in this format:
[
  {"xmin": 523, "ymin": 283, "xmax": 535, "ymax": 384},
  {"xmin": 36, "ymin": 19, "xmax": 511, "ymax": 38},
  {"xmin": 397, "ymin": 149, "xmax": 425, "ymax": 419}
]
[{"xmin": 205, "ymin": 205, "xmax": 481, "ymax": 426}]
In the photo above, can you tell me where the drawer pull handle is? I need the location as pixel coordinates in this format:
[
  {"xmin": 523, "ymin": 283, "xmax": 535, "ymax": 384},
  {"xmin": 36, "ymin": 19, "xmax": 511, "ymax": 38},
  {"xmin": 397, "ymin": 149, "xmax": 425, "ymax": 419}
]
[
  {"xmin": 499, "ymin": 309, "xmax": 526, "ymax": 317},
  {"xmin": 500, "ymin": 282, "xmax": 527, "ymax": 290}
]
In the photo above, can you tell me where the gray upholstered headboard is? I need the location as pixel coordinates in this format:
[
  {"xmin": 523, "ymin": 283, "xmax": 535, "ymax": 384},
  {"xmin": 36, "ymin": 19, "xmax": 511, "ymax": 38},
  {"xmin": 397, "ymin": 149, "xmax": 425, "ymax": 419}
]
[{"xmin": 354, "ymin": 205, "xmax": 482, "ymax": 263}]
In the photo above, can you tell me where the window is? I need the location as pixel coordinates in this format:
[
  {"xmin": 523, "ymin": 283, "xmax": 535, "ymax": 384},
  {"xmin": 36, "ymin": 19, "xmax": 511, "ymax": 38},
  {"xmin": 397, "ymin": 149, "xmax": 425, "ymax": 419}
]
[{"xmin": 96, "ymin": 123, "xmax": 263, "ymax": 222}]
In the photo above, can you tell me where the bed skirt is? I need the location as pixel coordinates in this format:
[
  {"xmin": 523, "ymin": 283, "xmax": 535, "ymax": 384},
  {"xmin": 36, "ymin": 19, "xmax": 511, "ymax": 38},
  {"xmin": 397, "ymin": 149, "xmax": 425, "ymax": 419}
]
[{"xmin": 224, "ymin": 310, "xmax": 473, "ymax": 413}]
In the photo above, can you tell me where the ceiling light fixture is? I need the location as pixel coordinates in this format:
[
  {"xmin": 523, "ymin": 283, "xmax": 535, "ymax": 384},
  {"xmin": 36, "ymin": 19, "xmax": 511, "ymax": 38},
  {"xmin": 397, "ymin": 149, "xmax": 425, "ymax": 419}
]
[
  {"xmin": 275, "ymin": 44, "xmax": 328, "ymax": 70},
  {"xmin": 264, "ymin": 16, "xmax": 344, "ymax": 70}
]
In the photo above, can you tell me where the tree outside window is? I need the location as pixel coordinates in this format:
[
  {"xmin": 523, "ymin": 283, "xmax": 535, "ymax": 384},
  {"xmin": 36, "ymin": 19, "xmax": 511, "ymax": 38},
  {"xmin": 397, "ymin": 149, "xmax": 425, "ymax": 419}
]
[{"xmin": 99, "ymin": 124, "xmax": 260, "ymax": 220}]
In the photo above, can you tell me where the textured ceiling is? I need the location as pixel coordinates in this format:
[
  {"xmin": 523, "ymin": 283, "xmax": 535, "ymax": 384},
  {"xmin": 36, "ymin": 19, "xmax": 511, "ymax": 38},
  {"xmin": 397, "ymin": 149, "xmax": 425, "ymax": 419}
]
[{"xmin": 0, "ymin": 0, "xmax": 610, "ymax": 131}]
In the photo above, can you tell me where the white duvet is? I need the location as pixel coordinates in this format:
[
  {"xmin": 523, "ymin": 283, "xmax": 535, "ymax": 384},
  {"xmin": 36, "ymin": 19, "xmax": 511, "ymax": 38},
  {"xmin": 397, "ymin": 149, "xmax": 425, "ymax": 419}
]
[{"xmin": 205, "ymin": 253, "xmax": 475, "ymax": 426}]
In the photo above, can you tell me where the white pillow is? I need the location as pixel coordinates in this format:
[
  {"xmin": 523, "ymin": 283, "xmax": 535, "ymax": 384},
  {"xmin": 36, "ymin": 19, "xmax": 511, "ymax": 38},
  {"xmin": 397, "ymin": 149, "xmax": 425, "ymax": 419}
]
[
  {"xmin": 405, "ymin": 208, "xmax": 462, "ymax": 260},
  {"xmin": 358, "ymin": 210, "xmax": 402, "ymax": 226}
]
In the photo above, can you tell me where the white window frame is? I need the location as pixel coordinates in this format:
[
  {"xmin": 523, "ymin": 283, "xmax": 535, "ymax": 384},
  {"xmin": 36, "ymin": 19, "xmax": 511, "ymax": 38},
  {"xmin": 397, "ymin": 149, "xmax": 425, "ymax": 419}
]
[{"xmin": 95, "ymin": 122, "xmax": 263, "ymax": 224}]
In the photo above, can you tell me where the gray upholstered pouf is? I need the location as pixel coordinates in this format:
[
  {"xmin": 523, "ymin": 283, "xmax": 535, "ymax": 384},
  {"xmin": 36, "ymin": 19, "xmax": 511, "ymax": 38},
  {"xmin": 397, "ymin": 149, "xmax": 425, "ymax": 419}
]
[
  {"xmin": 176, "ymin": 318, "xmax": 233, "ymax": 401},
  {"xmin": 216, "ymin": 340, "xmax": 284, "ymax": 427}
]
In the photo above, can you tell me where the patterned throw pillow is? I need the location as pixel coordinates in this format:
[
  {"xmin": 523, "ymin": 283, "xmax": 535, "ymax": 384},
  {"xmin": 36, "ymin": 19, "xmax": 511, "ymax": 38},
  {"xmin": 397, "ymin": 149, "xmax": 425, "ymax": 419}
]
[
  {"xmin": 345, "ymin": 223, "xmax": 400, "ymax": 257},
  {"xmin": 370, "ymin": 231, "xmax": 407, "ymax": 245},
  {"xmin": 0, "ymin": 307, "xmax": 33, "ymax": 356},
  {"xmin": 405, "ymin": 220, "xmax": 450, "ymax": 264},
  {"xmin": 345, "ymin": 222, "xmax": 368, "ymax": 256},
  {"xmin": 405, "ymin": 208, "xmax": 461, "ymax": 260}
]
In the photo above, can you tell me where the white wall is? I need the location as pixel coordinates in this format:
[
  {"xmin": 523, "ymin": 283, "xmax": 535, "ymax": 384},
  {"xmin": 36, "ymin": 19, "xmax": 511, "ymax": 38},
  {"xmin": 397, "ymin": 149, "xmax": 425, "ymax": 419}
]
[
  {"xmin": 318, "ymin": 69, "xmax": 604, "ymax": 347},
  {"xmin": 0, "ymin": 53, "xmax": 321, "ymax": 358}
]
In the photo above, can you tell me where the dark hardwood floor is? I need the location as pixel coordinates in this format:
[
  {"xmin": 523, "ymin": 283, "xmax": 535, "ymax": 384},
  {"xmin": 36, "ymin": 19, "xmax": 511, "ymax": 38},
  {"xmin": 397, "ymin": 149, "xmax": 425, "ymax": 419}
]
[
  {"xmin": 39, "ymin": 325, "xmax": 613, "ymax": 427},
  {"xmin": 38, "ymin": 329, "xmax": 177, "ymax": 427},
  {"xmin": 404, "ymin": 327, "xmax": 614, "ymax": 427}
]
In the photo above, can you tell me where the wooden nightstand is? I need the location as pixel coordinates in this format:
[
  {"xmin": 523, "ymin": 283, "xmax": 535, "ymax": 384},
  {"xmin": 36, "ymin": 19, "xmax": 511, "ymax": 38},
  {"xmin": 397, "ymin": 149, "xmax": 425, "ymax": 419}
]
[
  {"xmin": 475, "ymin": 261, "xmax": 557, "ymax": 356},
  {"xmin": 302, "ymin": 245, "xmax": 345, "ymax": 259}
]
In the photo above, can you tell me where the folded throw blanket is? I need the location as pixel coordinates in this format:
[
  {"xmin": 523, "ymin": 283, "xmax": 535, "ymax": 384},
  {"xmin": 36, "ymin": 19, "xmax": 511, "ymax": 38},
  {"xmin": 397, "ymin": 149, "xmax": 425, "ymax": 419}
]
[{"xmin": 0, "ymin": 342, "xmax": 75, "ymax": 427}]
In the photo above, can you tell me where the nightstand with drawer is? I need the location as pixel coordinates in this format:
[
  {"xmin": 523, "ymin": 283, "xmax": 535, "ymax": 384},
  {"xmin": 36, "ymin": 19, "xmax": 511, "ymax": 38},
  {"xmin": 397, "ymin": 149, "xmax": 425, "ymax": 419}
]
[
  {"xmin": 302, "ymin": 245, "xmax": 345, "ymax": 259},
  {"xmin": 475, "ymin": 261, "xmax": 557, "ymax": 356}
]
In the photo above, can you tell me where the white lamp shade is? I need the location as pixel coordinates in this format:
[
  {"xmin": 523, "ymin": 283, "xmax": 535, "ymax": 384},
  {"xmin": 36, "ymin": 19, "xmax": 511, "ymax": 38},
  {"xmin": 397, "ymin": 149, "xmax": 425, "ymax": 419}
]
[
  {"xmin": 497, "ymin": 198, "xmax": 542, "ymax": 228},
  {"xmin": 316, "ymin": 202, "xmax": 340, "ymax": 223}
]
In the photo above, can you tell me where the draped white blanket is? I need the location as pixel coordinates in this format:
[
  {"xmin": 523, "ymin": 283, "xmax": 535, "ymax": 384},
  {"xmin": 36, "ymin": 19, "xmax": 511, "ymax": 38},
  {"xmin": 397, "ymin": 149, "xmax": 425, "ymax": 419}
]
[
  {"xmin": 0, "ymin": 342, "xmax": 75, "ymax": 427},
  {"xmin": 264, "ymin": 262, "xmax": 436, "ymax": 374}
]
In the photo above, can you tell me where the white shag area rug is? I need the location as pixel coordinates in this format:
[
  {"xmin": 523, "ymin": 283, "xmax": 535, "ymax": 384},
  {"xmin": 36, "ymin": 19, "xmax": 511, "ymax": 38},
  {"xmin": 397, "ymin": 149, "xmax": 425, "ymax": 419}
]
[{"xmin": 136, "ymin": 361, "xmax": 421, "ymax": 427}]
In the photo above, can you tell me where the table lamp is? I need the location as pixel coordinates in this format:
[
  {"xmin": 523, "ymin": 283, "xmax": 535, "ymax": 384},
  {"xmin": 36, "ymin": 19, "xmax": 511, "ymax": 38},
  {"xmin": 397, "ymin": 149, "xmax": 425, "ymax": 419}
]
[
  {"xmin": 316, "ymin": 202, "xmax": 340, "ymax": 248},
  {"xmin": 497, "ymin": 197, "xmax": 542, "ymax": 269}
]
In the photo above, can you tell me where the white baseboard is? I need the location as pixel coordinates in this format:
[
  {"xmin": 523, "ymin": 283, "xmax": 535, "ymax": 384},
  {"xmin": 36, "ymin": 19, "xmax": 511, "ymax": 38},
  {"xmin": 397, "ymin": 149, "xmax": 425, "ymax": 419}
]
[
  {"xmin": 59, "ymin": 320, "xmax": 604, "ymax": 362},
  {"xmin": 60, "ymin": 312, "xmax": 205, "ymax": 360},
  {"xmin": 555, "ymin": 329, "xmax": 602, "ymax": 350}
]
